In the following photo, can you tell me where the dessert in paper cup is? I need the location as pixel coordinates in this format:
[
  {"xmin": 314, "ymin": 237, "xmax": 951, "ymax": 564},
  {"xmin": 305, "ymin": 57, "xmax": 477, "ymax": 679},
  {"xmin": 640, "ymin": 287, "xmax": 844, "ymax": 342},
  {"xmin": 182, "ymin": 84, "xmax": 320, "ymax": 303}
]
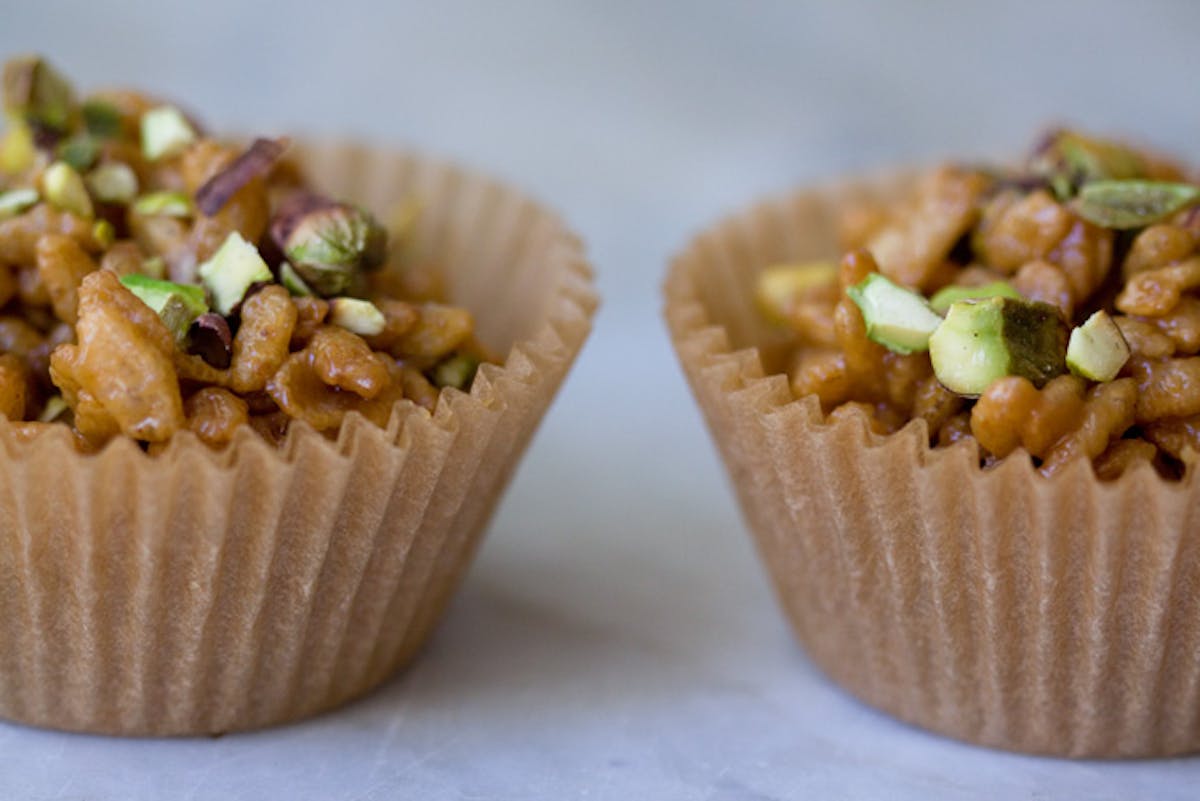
[
  {"xmin": 0, "ymin": 56, "xmax": 597, "ymax": 735},
  {"xmin": 665, "ymin": 131, "xmax": 1200, "ymax": 757}
]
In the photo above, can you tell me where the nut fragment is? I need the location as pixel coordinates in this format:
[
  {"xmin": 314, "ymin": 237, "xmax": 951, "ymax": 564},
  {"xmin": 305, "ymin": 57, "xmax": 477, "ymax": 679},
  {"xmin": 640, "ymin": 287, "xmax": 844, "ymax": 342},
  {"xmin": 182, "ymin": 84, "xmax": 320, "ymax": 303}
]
[{"xmin": 186, "ymin": 312, "xmax": 233, "ymax": 369}]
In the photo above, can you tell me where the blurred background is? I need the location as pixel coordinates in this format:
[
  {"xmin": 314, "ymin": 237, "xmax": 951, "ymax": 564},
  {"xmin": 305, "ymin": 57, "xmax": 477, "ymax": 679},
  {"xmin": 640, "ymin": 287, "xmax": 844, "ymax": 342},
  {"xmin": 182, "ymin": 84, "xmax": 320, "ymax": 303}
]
[{"xmin": 2, "ymin": 2, "xmax": 1199, "ymax": 799}]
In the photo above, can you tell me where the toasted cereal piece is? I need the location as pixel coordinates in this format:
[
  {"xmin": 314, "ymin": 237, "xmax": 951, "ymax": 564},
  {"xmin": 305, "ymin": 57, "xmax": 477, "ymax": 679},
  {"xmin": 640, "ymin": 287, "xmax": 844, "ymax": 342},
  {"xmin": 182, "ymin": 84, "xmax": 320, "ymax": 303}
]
[
  {"xmin": 1142, "ymin": 416, "xmax": 1200, "ymax": 462},
  {"xmin": 56, "ymin": 270, "xmax": 183, "ymax": 441},
  {"xmin": 308, "ymin": 325, "xmax": 391, "ymax": 400},
  {"xmin": 972, "ymin": 190, "xmax": 1074, "ymax": 273},
  {"xmin": 1094, "ymin": 439, "xmax": 1158, "ymax": 481},
  {"xmin": 1130, "ymin": 357, "xmax": 1200, "ymax": 422},
  {"xmin": 1014, "ymin": 260, "xmax": 1073, "ymax": 318},
  {"xmin": 970, "ymin": 374, "xmax": 1087, "ymax": 459},
  {"xmin": 1145, "ymin": 296, "xmax": 1200, "ymax": 355},
  {"xmin": 0, "ymin": 353, "xmax": 29, "ymax": 420},
  {"xmin": 267, "ymin": 351, "xmax": 404, "ymax": 431},
  {"xmin": 0, "ymin": 204, "xmax": 105, "ymax": 266},
  {"xmin": 185, "ymin": 387, "xmax": 249, "ymax": 447},
  {"xmin": 36, "ymin": 233, "xmax": 97, "ymax": 324},
  {"xmin": 867, "ymin": 165, "xmax": 991, "ymax": 290},
  {"xmin": 1041, "ymin": 379, "xmax": 1138, "ymax": 475},
  {"xmin": 1113, "ymin": 316, "xmax": 1176, "ymax": 360},
  {"xmin": 393, "ymin": 303, "xmax": 473, "ymax": 361},
  {"xmin": 1049, "ymin": 217, "xmax": 1114, "ymax": 304},
  {"xmin": 229, "ymin": 285, "xmax": 296, "ymax": 393},
  {"xmin": 1123, "ymin": 223, "xmax": 1195, "ymax": 277},
  {"xmin": 911, "ymin": 374, "xmax": 964, "ymax": 438},
  {"xmin": 790, "ymin": 348, "xmax": 852, "ymax": 411},
  {"xmin": 1116, "ymin": 256, "xmax": 1200, "ymax": 317},
  {"xmin": 399, "ymin": 366, "xmax": 439, "ymax": 412}
]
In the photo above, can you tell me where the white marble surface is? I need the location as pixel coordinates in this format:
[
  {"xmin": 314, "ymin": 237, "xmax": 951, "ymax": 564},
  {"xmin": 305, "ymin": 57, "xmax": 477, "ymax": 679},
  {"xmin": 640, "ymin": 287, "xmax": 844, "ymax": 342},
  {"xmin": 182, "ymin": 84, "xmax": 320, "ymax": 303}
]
[{"xmin": 3, "ymin": 2, "xmax": 1200, "ymax": 798}]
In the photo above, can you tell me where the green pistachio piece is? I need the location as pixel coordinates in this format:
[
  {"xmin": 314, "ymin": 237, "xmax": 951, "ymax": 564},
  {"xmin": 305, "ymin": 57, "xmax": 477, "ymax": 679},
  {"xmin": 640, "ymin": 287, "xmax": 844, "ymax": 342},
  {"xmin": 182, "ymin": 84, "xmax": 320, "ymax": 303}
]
[
  {"xmin": 1031, "ymin": 130, "xmax": 1145, "ymax": 200},
  {"xmin": 92, "ymin": 219, "xmax": 115, "ymax": 249},
  {"xmin": 120, "ymin": 274, "xmax": 209, "ymax": 346},
  {"xmin": 846, "ymin": 273, "xmax": 943, "ymax": 354},
  {"xmin": 197, "ymin": 231, "xmax": 272, "ymax": 315},
  {"xmin": 0, "ymin": 187, "xmax": 39, "ymax": 220},
  {"xmin": 1073, "ymin": 180, "xmax": 1200, "ymax": 230},
  {"xmin": 1056, "ymin": 132, "xmax": 1143, "ymax": 181},
  {"xmin": 81, "ymin": 99, "xmax": 122, "ymax": 139},
  {"xmin": 2, "ymin": 56, "xmax": 74, "ymax": 132},
  {"xmin": 1067, "ymin": 310, "xmax": 1130, "ymax": 382},
  {"xmin": 37, "ymin": 395, "xmax": 69, "ymax": 423},
  {"xmin": 42, "ymin": 161, "xmax": 93, "ymax": 218},
  {"xmin": 755, "ymin": 261, "xmax": 838, "ymax": 326},
  {"xmin": 120, "ymin": 274, "xmax": 208, "ymax": 316},
  {"xmin": 56, "ymin": 135, "xmax": 99, "ymax": 172},
  {"xmin": 278, "ymin": 261, "xmax": 314, "ymax": 297},
  {"xmin": 132, "ymin": 190, "xmax": 193, "ymax": 218},
  {"xmin": 85, "ymin": 162, "xmax": 139, "ymax": 204},
  {"xmin": 430, "ymin": 352, "xmax": 480, "ymax": 390},
  {"xmin": 929, "ymin": 281, "xmax": 1021, "ymax": 314},
  {"xmin": 929, "ymin": 297, "xmax": 1069, "ymax": 396},
  {"xmin": 0, "ymin": 115, "xmax": 35, "ymax": 175},
  {"xmin": 284, "ymin": 205, "xmax": 387, "ymax": 296},
  {"xmin": 139, "ymin": 105, "xmax": 196, "ymax": 161},
  {"xmin": 328, "ymin": 297, "xmax": 386, "ymax": 336}
]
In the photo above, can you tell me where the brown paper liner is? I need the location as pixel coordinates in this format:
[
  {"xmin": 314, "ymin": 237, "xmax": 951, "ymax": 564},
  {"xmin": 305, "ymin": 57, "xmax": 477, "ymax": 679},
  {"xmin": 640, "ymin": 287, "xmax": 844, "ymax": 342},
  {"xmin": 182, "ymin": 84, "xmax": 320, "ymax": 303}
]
[
  {"xmin": 0, "ymin": 143, "xmax": 597, "ymax": 736},
  {"xmin": 665, "ymin": 172, "xmax": 1200, "ymax": 758}
]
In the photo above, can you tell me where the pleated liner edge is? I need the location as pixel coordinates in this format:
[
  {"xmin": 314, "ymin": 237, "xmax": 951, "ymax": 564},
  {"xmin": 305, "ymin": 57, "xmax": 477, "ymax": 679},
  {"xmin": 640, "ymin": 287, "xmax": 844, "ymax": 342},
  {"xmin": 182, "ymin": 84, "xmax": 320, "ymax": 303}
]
[
  {"xmin": 664, "ymin": 171, "xmax": 1200, "ymax": 758},
  {"xmin": 0, "ymin": 143, "xmax": 598, "ymax": 736}
]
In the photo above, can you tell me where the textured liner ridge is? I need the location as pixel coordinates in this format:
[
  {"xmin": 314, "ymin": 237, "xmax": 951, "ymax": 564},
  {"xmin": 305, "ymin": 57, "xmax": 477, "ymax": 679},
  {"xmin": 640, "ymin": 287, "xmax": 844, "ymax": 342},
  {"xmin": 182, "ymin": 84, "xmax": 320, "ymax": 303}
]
[{"xmin": 664, "ymin": 169, "xmax": 1200, "ymax": 757}]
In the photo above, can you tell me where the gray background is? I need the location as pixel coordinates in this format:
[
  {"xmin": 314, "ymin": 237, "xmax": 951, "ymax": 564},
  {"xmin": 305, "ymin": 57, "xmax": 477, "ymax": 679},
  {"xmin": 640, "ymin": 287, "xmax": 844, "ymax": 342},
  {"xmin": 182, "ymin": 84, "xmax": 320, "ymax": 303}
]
[{"xmin": 3, "ymin": 1, "xmax": 1199, "ymax": 798}]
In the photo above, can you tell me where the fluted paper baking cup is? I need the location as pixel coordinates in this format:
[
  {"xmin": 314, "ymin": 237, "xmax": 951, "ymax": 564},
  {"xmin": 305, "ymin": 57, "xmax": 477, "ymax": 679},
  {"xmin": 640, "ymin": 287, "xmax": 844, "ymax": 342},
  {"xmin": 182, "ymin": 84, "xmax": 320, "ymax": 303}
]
[
  {"xmin": 0, "ymin": 143, "xmax": 597, "ymax": 736},
  {"xmin": 664, "ymin": 173, "xmax": 1200, "ymax": 758}
]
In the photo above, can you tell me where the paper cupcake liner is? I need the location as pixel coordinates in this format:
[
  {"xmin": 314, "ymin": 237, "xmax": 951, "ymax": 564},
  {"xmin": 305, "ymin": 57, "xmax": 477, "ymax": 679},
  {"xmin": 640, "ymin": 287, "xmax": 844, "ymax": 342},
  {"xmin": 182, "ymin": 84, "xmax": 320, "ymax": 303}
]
[
  {"xmin": 0, "ymin": 142, "xmax": 598, "ymax": 736},
  {"xmin": 665, "ymin": 173, "xmax": 1200, "ymax": 758}
]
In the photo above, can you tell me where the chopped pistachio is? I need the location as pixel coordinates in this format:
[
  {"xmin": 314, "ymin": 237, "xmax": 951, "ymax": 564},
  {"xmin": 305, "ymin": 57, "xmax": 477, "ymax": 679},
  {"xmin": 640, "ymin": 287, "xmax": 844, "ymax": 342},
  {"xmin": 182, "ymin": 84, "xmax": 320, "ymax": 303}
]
[
  {"xmin": 755, "ymin": 262, "xmax": 838, "ymax": 325},
  {"xmin": 37, "ymin": 395, "xmax": 70, "ymax": 423},
  {"xmin": 846, "ymin": 273, "xmax": 943, "ymax": 354},
  {"xmin": 278, "ymin": 261, "xmax": 314, "ymax": 297},
  {"xmin": 1030, "ymin": 130, "xmax": 1145, "ymax": 199},
  {"xmin": 196, "ymin": 231, "xmax": 273, "ymax": 315},
  {"xmin": 0, "ymin": 187, "xmax": 39, "ymax": 220},
  {"xmin": 929, "ymin": 297, "xmax": 1068, "ymax": 396},
  {"xmin": 0, "ymin": 115, "xmax": 35, "ymax": 174},
  {"xmin": 139, "ymin": 105, "xmax": 196, "ymax": 161},
  {"xmin": 42, "ymin": 161, "xmax": 93, "ymax": 218},
  {"xmin": 2, "ymin": 56, "xmax": 74, "ymax": 132},
  {"xmin": 92, "ymin": 219, "xmax": 115, "ymax": 249},
  {"xmin": 194, "ymin": 136, "xmax": 288, "ymax": 216},
  {"xmin": 55, "ymin": 135, "xmax": 99, "ymax": 171},
  {"xmin": 430, "ymin": 352, "xmax": 480, "ymax": 390},
  {"xmin": 81, "ymin": 99, "xmax": 122, "ymax": 138},
  {"xmin": 1067, "ymin": 311, "xmax": 1130, "ymax": 382},
  {"xmin": 328, "ymin": 297, "xmax": 386, "ymax": 336},
  {"xmin": 187, "ymin": 312, "xmax": 233, "ymax": 369},
  {"xmin": 85, "ymin": 161, "xmax": 139, "ymax": 204},
  {"xmin": 281, "ymin": 202, "xmax": 387, "ymax": 296},
  {"xmin": 120, "ymin": 274, "xmax": 209, "ymax": 346},
  {"xmin": 929, "ymin": 281, "xmax": 1021, "ymax": 314},
  {"xmin": 132, "ymin": 190, "xmax": 193, "ymax": 218},
  {"xmin": 1073, "ymin": 180, "xmax": 1200, "ymax": 230}
]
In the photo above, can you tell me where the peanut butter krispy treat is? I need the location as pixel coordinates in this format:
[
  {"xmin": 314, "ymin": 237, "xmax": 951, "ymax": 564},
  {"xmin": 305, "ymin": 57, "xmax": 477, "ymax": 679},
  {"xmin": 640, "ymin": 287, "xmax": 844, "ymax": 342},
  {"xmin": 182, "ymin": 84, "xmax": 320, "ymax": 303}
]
[
  {"xmin": 0, "ymin": 55, "xmax": 596, "ymax": 735},
  {"xmin": 665, "ymin": 130, "xmax": 1200, "ymax": 757}
]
